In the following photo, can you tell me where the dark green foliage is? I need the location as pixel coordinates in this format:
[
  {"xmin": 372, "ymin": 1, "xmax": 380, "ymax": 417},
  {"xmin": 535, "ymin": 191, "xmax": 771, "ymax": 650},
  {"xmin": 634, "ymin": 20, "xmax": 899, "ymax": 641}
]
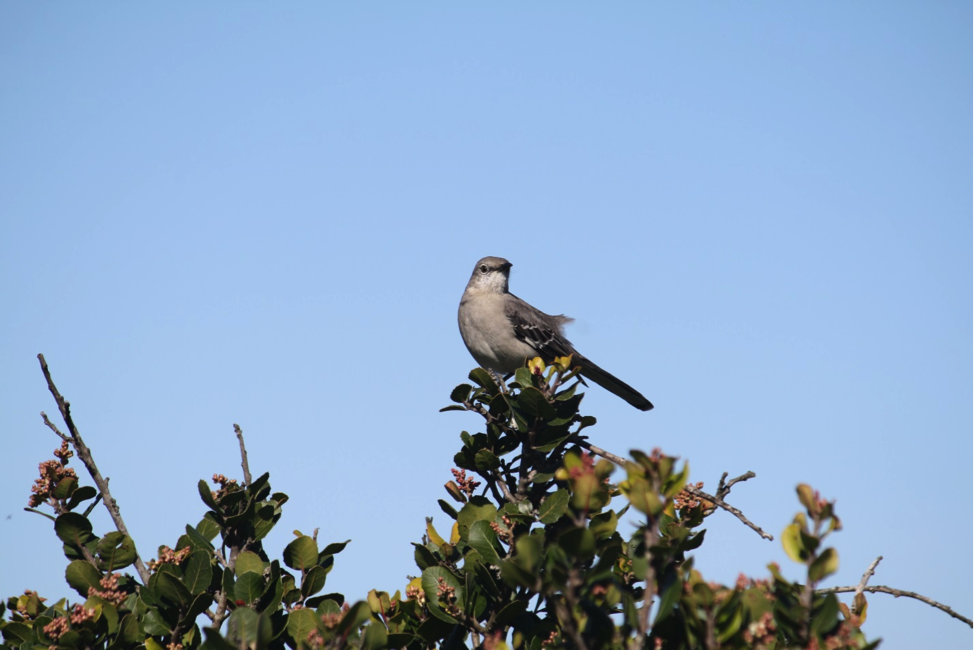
[{"xmin": 3, "ymin": 360, "xmax": 888, "ymax": 650}]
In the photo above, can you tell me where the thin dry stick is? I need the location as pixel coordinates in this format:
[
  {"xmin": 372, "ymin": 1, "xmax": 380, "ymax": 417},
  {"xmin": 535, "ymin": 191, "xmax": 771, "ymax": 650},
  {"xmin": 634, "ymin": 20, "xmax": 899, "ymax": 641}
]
[
  {"xmin": 571, "ymin": 436, "xmax": 773, "ymax": 541},
  {"xmin": 816, "ymin": 584, "xmax": 972, "ymax": 628},
  {"xmin": 685, "ymin": 484, "xmax": 774, "ymax": 542},
  {"xmin": 37, "ymin": 354, "xmax": 152, "ymax": 584},
  {"xmin": 853, "ymin": 556, "xmax": 883, "ymax": 613},
  {"xmin": 233, "ymin": 423, "xmax": 252, "ymax": 486}
]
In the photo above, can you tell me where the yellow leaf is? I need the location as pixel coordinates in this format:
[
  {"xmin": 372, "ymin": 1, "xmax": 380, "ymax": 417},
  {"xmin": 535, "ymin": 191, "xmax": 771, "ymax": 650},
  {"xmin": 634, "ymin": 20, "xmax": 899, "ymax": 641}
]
[
  {"xmin": 528, "ymin": 357, "xmax": 545, "ymax": 375},
  {"xmin": 781, "ymin": 523, "xmax": 808, "ymax": 563},
  {"xmin": 426, "ymin": 519, "xmax": 447, "ymax": 548}
]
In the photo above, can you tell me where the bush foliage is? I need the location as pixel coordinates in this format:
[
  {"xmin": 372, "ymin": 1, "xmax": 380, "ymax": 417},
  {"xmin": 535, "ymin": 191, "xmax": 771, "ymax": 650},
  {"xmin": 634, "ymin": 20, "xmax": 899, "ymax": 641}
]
[{"xmin": 4, "ymin": 356, "xmax": 961, "ymax": 650}]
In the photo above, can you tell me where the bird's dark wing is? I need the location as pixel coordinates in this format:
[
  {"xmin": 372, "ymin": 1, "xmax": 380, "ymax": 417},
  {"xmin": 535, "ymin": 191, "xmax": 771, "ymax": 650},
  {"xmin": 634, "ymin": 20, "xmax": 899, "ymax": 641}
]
[
  {"xmin": 505, "ymin": 294, "xmax": 653, "ymax": 411},
  {"xmin": 505, "ymin": 294, "xmax": 576, "ymax": 361}
]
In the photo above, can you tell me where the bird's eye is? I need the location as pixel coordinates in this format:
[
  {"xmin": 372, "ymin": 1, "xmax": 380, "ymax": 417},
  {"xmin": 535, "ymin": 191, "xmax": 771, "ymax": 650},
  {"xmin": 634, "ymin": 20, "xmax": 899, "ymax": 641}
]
[{"xmin": 479, "ymin": 265, "xmax": 489, "ymax": 274}]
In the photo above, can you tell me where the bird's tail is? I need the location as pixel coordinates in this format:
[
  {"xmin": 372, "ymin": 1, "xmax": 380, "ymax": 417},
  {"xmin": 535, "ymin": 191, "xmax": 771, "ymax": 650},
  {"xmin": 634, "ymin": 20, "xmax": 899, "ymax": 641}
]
[{"xmin": 574, "ymin": 354, "xmax": 654, "ymax": 411}]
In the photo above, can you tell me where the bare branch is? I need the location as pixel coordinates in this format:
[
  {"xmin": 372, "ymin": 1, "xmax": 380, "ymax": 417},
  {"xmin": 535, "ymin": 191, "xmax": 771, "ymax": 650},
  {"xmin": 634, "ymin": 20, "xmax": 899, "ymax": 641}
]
[
  {"xmin": 718, "ymin": 471, "xmax": 756, "ymax": 498},
  {"xmin": 492, "ymin": 469, "xmax": 518, "ymax": 504},
  {"xmin": 853, "ymin": 556, "xmax": 883, "ymax": 613},
  {"xmin": 37, "ymin": 354, "xmax": 152, "ymax": 584},
  {"xmin": 233, "ymin": 423, "xmax": 252, "ymax": 486},
  {"xmin": 570, "ymin": 436, "xmax": 626, "ymax": 466},
  {"xmin": 816, "ymin": 584, "xmax": 972, "ymax": 628},
  {"xmin": 572, "ymin": 436, "xmax": 772, "ymax": 542},
  {"xmin": 686, "ymin": 486, "xmax": 773, "ymax": 541},
  {"xmin": 39, "ymin": 412, "xmax": 70, "ymax": 441}
]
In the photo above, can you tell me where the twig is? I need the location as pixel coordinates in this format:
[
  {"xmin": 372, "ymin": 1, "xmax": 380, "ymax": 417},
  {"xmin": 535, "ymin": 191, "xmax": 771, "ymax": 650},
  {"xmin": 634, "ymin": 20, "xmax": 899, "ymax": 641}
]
[
  {"xmin": 572, "ymin": 436, "xmax": 772, "ymax": 542},
  {"xmin": 634, "ymin": 523, "xmax": 659, "ymax": 649},
  {"xmin": 686, "ymin": 486, "xmax": 773, "ymax": 541},
  {"xmin": 492, "ymin": 469, "xmax": 518, "ymax": 504},
  {"xmin": 37, "ymin": 354, "xmax": 152, "ymax": 584},
  {"xmin": 233, "ymin": 424, "xmax": 252, "ymax": 486},
  {"xmin": 570, "ymin": 436, "xmax": 626, "ymax": 466},
  {"xmin": 816, "ymin": 585, "xmax": 972, "ymax": 628},
  {"xmin": 717, "ymin": 471, "xmax": 756, "ymax": 498},
  {"xmin": 853, "ymin": 556, "xmax": 882, "ymax": 613},
  {"xmin": 40, "ymin": 412, "xmax": 70, "ymax": 441}
]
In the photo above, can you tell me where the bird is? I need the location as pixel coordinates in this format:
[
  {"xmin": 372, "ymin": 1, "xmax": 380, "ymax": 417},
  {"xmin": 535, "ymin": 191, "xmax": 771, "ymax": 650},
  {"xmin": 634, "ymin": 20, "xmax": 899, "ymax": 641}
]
[{"xmin": 458, "ymin": 256, "xmax": 653, "ymax": 411}]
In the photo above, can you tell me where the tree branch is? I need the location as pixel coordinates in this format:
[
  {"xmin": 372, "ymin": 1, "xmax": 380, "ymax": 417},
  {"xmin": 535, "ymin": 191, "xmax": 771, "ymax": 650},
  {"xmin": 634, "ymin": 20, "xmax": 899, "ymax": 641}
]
[
  {"xmin": 853, "ymin": 556, "xmax": 882, "ymax": 614},
  {"xmin": 37, "ymin": 354, "xmax": 152, "ymax": 584},
  {"xmin": 572, "ymin": 437, "xmax": 772, "ymax": 542},
  {"xmin": 233, "ymin": 423, "xmax": 252, "ymax": 487},
  {"xmin": 816, "ymin": 584, "xmax": 972, "ymax": 628}
]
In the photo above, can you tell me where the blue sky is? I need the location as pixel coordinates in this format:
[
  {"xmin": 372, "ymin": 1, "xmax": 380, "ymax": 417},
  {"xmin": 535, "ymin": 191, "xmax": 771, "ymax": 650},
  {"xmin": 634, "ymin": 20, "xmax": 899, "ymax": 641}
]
[{"xmin": 1, "ymin": 3, "xmax": 970, "ymax": 647}]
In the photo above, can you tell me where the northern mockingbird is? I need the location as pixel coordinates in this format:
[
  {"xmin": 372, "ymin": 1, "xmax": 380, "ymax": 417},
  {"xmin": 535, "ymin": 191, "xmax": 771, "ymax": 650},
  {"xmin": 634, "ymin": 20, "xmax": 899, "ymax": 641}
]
[{"xmin": 458, "ymin": 256, "xmax": 653, "ymax": 411}]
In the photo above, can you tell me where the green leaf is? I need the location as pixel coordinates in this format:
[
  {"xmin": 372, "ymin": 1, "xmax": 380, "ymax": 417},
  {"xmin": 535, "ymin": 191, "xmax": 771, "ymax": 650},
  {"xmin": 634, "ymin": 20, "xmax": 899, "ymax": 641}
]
[
  {"xmin": 23, "ymin": 507, "xmax": 56, "ymax": 522},
  {"xmin": 811, "ymin": 593, "xmax": 841, "ymax": 636},
  {"xmin": 513, "ymin": 367, "xmax": 535, "ymax": 388},
  {"xmin": 301, "ymin": 565, "xmax": 328, "ymax": 598},
  {"xmin": 226, "ymin": 608, "xmax": 269, "ymax": 648},
  {"xmin": 450, "ymin": 384, "xmax": 472, "ymax": 403},
  {"xmin": 182, "ymin": 524, "xmax": 216, "ymax": 553},
  {"xmin": 457, "ymin": 496, "xmax": 497, "ymax": 539},
  {"xmin": 578, "ymin": 415, "xmax": 597, "ymax": 430},
  {"xmin": 468, "ymin": 368, "xmax": 500, "ymax": 394},
  {"xmin": 183, "ymin": 550, "xmax": 213, "ymax": 595},
  {"xmin": 1, "ymin": 622, "xmax": 33, "ymax": 643},
  {"xmin": 67, "ymin": 486, "xmax": 98, "ymax": 511},
  {"xmin": 142, "ymin": 607, "xmax": 172, "ymax": 635},
  {"xmin": 333, "ymin": 601, "xmax": 372, "ymax": 638},
  {"xmin": 416, "ymin": 616, "xmax": 454, "ymax": 643},
  {"xmin": 653, "ymin": 569, "xmax": 682, "ymax": 623},
  {"xmin": 715, "ymin": 603, "xmax": 744, "ymax": 643},
  {"xmin": 65, "ymin": 560, "xmax": 102, "ymax": 598},
  {"xmin": 513, "ymin": 387, "xmax": 556, "ymax": 419},
  {"xmin": 440, "ymin": 405, "xmax": 466, "ymax": 412},
  {"xmin": 589, "ymin": 510, "xmax": 618, "ymax": 539},
  {"xmin": 115, "ymin": 614, "xmax": 140, "ymax": 645},
  {"xmin": 320, "ymin": 540, "xmax": 350, "ymax": 558},
  {"xmin": 537, "ymin": 489, "xmax": 570, "ymax": 524},
  {"xmin": 196, "ymin": 515, "xmax": 221, "ymax": 541},
  {"xmin": 473, "ymin": 449, "xmax": 500, "ymax": 472},
  {"xmin": 96, "ymin": 532, "xmax": 137, "ymax": 570},
  {"xmin": 157, "ymin": 571, "xmax": 193, "ymax": 608},
  {"xmin": 235, "ymin": 551, "xmax": 266, "ymax": 577},
  {"xmin": 183, "ymin": 593, "xmax": 214, "ymax": 625},
  {"xmin": 307, "ymin": 593, "xmax": 344, "ymax": 609},
  {"xmin": 558, "ymin": 527, "xmax": 596, "ymax": 561},
  {"xmin": 198, "ymin": 480, "xmax": 219, "ymax": 510},
  {"xmin": 438, "ymin": 499, "xmax": 459, "ymax": 520},
  {"xmin": 54, "ymin": 512, "xmax": 96, "ymax": 548},
  {"xmin": 468, "ymin": 521, "xmax": 502, "ymax": 565},
  {"xmin": 472, "ymin": 561, "xmax": 502, "ymax": 601},
  {"xmin": 361, "ymin": 620, "xmax": 388, "ymax": 650},
  {"xmin": 782, "ymin": 523, "xmax": 809, "ymax": 563},
  {"xmin": 283, "ymin": 536, "xmax": 318, "ymax": 571},
  {"xmin": 413, "ymin": 543, "xmax": 439, "ymax": 570},
  {"xmin": 286, "ymin": 607, "xmax": 318, "ymax": 645},
  {"xmin": 201, "ymin": 628, "xmax": 238, "ymax": 650},
  {"xmin": 808, "ymin": 548, "xmax": 839, "ymax": 582},
  {"xmin": 234, "ymin": 572, "xmax": 265, "ymax": 604},
  {"xmin": 625, "ymin": 478, "xmax": 663, "ymax": 516},
  {"xmin": 796, "ymin": 483, "xmax": 816, "ymax": 513},
  {"xmin": 421, "ymin": 567, "xmax": 463, "ymax": 623},
  {"xmin": 495, "ymin": 599, "xmax": 527, "ymax": 624},
  {"xmin": 53, "ymin": 476, "xmax": 79, "ymax": 500}
]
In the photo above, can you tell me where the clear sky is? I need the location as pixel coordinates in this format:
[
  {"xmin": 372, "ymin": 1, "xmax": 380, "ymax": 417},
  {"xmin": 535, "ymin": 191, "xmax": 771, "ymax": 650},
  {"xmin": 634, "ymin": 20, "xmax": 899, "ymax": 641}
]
[{"xmin": 1, "ymin": 3, "xmax": 970, "ymax": 648}]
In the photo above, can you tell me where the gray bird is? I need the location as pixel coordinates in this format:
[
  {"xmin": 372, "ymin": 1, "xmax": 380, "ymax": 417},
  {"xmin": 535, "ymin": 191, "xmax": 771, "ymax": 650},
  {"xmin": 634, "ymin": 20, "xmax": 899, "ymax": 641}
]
[{"xmin": 458, "ymin": 256, "xmax": 653, "ymax": 411}]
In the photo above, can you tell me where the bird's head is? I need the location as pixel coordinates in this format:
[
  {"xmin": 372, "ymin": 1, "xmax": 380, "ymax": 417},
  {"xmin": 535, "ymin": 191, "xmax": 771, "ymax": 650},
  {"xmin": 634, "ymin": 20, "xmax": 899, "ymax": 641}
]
[{"xmin": 466, "ymin": 256, "xmax": 512, "ymax": 294}]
